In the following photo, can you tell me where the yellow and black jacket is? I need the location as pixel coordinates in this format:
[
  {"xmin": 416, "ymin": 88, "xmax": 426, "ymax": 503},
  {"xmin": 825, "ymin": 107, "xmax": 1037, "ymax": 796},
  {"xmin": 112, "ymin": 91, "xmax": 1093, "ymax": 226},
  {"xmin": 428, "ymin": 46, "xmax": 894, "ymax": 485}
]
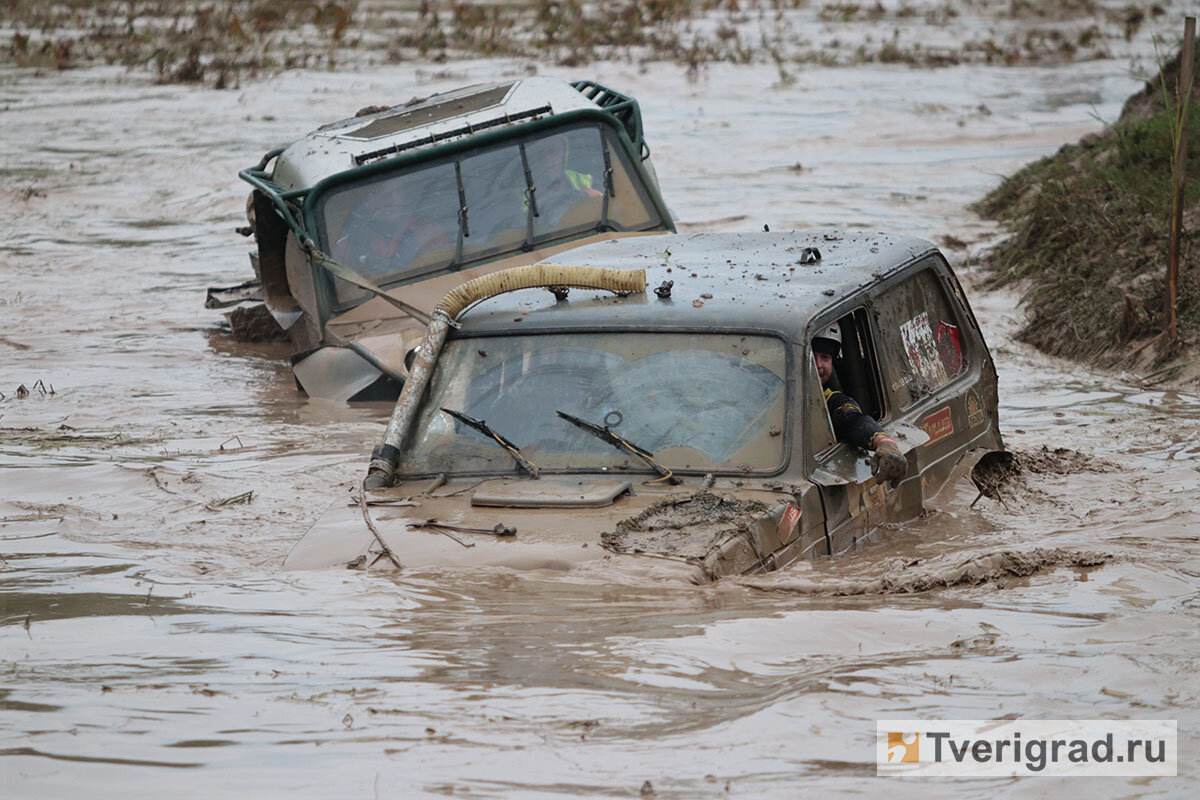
[{"xmin": 824, "ymin": 384, "xmax": 885, "ymax": 451}]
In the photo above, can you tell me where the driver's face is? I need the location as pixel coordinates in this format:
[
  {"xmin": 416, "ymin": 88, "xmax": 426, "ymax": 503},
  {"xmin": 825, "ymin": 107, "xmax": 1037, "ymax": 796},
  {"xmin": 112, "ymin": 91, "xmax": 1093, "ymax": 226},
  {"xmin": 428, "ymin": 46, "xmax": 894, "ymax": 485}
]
[{"xmin": 814, "ymin": 350, "xmax": 834, "ymax": 385}]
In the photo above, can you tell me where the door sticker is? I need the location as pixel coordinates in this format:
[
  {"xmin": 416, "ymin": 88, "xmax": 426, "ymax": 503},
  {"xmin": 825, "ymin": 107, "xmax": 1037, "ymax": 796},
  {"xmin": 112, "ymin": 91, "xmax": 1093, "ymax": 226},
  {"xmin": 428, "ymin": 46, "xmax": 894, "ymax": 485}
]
[
  {"xmin": 899, "ymin": 311, "xmax": 950, "ymax": 387},
  {"xmin": 921, "ymin": 406, "xmax": 954, "ymax": 444},
  {"xmin": 966, "ymin": 388, "xmax": 985, "ymax": 429},
  {"xmin": 935, "ymin": 321, "xmax": 964, "ymax": 377},
  {"xmin": 777, "ymin": 503, "xmax": 802, "ymax": 542}
]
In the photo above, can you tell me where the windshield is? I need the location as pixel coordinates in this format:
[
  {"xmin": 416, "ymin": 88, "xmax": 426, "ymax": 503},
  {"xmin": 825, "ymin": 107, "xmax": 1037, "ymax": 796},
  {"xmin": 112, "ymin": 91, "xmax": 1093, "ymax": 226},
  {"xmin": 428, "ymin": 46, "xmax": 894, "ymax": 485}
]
[
  {"xmin": 396, "ymin": 332, "xmax": 789, "ymax": 477},
  {"xmin": 316, "ymin": 122, "xmax": 662, "ymax": 311}
]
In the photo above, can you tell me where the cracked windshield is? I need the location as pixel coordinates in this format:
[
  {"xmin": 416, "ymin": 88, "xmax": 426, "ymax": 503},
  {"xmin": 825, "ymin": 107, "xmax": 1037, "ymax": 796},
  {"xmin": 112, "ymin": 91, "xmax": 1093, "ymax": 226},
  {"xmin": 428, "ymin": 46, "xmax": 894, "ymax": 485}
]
[
  {"xmin": 3, "ymin": 0, "xmax": 1200, "ymax": 798},
  {"xmin": 398, "ymin": 332, "xmax": 786, "ymax": 475}
]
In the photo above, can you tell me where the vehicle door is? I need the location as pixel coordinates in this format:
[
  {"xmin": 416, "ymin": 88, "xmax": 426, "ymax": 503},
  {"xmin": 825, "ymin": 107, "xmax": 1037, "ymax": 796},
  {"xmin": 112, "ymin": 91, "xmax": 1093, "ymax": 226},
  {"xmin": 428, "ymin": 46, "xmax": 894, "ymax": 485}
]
[
  {"xmin": 810, "ymin": 262, "xmax": 985, "ymax": 554},
  {"xmin": 868, "ymin": 257, "xmax": 997, "ymax": 498}
]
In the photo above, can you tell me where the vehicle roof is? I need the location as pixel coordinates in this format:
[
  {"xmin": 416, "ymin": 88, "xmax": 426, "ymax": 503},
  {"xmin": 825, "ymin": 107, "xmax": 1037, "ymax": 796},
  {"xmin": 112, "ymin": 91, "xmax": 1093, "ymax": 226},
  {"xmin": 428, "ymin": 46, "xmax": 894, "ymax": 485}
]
[
  {"xmin": 271, "ymin": 77, "xmax": 602, "ymax": 192},
  {"xmin": 455, "ymin": 231, "xmax": 941, "ymax": 341}
]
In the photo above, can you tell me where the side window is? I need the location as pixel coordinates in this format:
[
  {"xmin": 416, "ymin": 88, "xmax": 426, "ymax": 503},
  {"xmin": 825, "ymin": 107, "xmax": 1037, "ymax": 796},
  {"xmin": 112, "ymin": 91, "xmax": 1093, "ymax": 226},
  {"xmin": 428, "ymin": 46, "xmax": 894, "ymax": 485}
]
[
  {"xmin": 874, "ymin": 265, "xmax": 968, "ymax": 410},
  {"xmin": 833, "ymin": 308, "xmax": 884, "ymax": 421},
  {"xmin": 809, "ymin": 306, "xmax": 885, "ymax": 461},
  {"xmin": 602, "ymin": 132, "xmax": 658, "ymax": 231}
]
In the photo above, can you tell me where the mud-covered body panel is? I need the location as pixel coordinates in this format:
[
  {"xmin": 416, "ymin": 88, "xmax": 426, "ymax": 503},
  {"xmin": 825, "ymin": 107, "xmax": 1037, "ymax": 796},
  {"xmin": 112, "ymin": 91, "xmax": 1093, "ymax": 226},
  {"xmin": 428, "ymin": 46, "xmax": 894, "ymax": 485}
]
[{"xmin": 285, "ymin": 477, "xmax": 821, "ymax": 582}]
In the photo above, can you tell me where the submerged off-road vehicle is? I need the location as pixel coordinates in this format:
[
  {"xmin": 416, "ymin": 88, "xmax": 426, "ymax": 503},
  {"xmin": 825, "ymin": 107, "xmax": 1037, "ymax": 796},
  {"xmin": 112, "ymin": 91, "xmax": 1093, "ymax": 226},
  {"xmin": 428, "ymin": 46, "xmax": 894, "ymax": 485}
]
[
  {"xmin": 286, "ymin": 231, "xmax": 1004, "ymax": 581},
  {"xmin": 207, "ymin": 77, "xmax": 674, "ymax": 400}
]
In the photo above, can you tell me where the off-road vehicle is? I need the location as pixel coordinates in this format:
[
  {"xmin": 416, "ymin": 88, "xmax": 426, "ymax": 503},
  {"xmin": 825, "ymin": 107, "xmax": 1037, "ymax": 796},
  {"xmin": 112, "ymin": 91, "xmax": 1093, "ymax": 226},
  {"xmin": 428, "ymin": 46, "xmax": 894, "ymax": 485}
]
[
  {"xmin": 207, "ymin": 77, "xmax": 674, "ymax": 400},
  {"xmin": 286, "ymin": 231, "xmax": 1003, "ymax": 580}
]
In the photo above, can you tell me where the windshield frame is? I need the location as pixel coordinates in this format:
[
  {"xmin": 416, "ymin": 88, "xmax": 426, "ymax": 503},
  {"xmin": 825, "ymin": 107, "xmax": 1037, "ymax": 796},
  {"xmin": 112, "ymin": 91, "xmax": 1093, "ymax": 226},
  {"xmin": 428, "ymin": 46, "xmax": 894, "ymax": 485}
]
[
  {"xmin": 303, "ymin": 110, "xmax": 672, "ymax": 320},
  {"xmin": 393, "ymin": 326, "xmax": 795, "ymax": 481}
]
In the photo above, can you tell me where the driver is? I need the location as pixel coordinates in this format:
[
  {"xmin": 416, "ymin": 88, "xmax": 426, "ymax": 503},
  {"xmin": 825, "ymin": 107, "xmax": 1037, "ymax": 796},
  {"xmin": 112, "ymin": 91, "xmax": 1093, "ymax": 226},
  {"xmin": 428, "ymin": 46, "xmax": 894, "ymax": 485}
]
[
  {"xmin": 813, "ymin": 322, "xmax": 907, "ymax": 486},
  {"xmin": 526, "ymin": 135, "xmax": 603, "ymax": 229},
  {"xmin": 539, "ymin": 135, "xmax": 603, "ymax": 201},
  {"xmin": 332, "ymin": 202, "xmax": 404, "ymax": 271},
  {"xmin": 333, "ymin": 200, "xmax": 455, "ymax": 274}
]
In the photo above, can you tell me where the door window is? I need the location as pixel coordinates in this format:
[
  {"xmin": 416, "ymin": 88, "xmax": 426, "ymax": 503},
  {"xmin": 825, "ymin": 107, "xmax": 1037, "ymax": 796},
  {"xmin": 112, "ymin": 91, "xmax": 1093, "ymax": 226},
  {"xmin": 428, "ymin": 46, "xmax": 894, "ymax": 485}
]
[
  {"xmin": 829, "ymin": 307, "xmax": 884, "ymax": 421},
  {"xmin": 809, "ymin": 306, "xmax": 885, "ymax": 465},
  {"xmin": 873, "ymin": 265, "xmax": 968, "ymax": 409}
]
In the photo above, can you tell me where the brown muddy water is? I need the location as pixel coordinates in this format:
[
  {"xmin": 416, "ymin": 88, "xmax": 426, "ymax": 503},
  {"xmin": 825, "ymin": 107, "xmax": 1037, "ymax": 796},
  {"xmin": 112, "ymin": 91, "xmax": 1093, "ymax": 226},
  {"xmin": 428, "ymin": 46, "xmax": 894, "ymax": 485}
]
[{"xmin": 4, "ymin": 23, "xmax": 1200, "ymax": 800}]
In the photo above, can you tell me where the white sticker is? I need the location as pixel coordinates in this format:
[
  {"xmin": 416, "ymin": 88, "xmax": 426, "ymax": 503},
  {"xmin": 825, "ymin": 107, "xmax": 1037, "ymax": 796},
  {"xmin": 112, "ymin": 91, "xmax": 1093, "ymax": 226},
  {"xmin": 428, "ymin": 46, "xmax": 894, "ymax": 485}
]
[{"xmin": 899, "ymin": 311, "xmax": 949, "ymax": 387}]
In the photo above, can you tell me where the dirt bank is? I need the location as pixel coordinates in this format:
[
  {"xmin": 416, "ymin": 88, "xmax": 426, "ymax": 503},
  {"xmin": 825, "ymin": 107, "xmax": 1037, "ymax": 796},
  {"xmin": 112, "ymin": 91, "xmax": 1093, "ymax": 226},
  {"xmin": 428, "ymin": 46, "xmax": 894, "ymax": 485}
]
[{"xmin": 974, "ymin": 44, "xmax": 1200, "ymax": 380}]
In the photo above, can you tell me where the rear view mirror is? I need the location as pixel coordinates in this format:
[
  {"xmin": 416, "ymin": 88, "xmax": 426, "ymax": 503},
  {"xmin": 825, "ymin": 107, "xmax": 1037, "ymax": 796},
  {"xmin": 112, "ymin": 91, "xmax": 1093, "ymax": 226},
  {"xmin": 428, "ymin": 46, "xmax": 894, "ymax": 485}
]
[
  {"xmin": 810, "ymin": 445, "xmax": 873, "ymax": 486},
  {"xmin": 889, "ymin": 420, "xmax": 931, "ymax": 453}
]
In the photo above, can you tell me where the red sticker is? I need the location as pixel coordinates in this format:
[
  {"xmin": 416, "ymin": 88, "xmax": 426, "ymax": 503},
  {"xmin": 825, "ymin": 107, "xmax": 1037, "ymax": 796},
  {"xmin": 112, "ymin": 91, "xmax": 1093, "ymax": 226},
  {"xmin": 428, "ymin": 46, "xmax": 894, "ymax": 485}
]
[
  {"xmin": 921, "ymin": 406, "xmax": 954, "ymax": 444},
  {"xmin": 777, "ymin": 503, "xmax": 802, "ymax": 541},
  {"xmin": 935, "ymin": 321, "xmax": 964, "ymax": 376}
]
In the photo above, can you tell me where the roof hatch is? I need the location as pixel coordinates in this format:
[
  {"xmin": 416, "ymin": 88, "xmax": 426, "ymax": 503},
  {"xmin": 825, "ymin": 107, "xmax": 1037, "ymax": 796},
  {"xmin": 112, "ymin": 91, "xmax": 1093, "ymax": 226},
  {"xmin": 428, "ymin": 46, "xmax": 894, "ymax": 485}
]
[{"xmin": 341, "ymin": 82, "xmax": 516, "ymax": 141}]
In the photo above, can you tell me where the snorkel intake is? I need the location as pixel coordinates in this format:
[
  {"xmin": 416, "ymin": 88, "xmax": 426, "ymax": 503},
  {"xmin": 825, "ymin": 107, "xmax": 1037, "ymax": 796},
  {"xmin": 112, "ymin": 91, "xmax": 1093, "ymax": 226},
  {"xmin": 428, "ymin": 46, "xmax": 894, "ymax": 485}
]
[{"xmin": 363, "ymin": 263, "xmax": 647, "ymax": 490}]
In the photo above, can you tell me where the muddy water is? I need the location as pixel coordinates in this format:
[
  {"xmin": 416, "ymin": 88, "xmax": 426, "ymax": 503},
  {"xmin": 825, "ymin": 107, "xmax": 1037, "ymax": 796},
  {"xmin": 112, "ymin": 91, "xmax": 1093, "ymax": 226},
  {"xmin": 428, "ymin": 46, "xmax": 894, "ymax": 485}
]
[{"xmin": 3, "ymin": 30, "xmax": 1200, "ymax": 800}]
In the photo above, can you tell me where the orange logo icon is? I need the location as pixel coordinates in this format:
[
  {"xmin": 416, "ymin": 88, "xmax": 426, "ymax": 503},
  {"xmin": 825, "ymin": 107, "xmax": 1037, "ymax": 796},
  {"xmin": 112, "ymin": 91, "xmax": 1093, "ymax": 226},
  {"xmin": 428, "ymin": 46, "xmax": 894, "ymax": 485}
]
[{"xmin": 887, "ymin": 732, "xmax": 920, "ymax": 763}]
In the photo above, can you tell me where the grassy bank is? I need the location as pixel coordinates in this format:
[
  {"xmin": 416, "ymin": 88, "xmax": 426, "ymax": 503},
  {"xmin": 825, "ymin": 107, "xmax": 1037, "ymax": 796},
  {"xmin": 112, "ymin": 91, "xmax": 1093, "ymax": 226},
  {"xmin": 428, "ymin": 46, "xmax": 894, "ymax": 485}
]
[{"xmin": 974, "ymin": 52, "xmax": 1200, "ymax": 371}]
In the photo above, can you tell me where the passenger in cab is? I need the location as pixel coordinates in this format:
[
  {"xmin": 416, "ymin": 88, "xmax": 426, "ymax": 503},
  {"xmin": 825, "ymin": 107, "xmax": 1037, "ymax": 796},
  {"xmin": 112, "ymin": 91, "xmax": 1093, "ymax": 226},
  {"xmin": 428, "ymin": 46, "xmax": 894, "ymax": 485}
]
[
  {"xmin": 813, "ymin": 322, "xmax": 907, "ymax": 486},
  {"xmin": 539, "ymin": 136, "xmax": 602, "ymax": 199},
  {"xmin": 527, "ymin": 134, "xmax": 603, "ymax": 225}
]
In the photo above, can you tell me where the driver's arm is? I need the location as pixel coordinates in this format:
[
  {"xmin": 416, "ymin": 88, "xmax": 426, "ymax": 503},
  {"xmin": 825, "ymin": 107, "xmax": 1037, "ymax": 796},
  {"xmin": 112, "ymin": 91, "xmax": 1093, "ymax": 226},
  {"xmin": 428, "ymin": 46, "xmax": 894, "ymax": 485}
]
[
  {"xmin": 825, "ymin": 388, "xmax": 907, "ymax": 485},
  {"xmin": 824, "ymin": 388, "xmax": 882, "ymax": 449}
]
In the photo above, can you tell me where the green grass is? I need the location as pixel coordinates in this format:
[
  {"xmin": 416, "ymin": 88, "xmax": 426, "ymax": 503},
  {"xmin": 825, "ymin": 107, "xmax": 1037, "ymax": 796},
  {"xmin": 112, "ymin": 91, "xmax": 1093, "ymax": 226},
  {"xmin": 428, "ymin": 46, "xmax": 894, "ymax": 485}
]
[{"xmin": 974, "ymin": 100, "xmax": 1200, "ymax": 364}]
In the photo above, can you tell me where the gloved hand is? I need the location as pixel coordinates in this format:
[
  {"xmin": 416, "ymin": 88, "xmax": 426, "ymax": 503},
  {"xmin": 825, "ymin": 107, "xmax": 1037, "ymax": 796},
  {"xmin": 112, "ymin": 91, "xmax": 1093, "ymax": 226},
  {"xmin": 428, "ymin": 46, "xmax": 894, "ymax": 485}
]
[{"xmin": 870, "ymin": 436, "xmax": 907, "ymax": 487}]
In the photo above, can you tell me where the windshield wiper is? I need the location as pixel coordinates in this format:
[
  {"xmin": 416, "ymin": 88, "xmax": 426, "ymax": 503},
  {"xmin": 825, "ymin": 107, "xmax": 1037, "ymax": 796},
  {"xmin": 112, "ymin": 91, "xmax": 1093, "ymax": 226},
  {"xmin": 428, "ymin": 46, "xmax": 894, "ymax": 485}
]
[
  {"xmin": 555, "ymin": 410, "xmax": 679, "ymax": 485},
  {"xmin": 518, "ymin": 141, "xmax": 538, "ymax": 219},
  {"xmin": 453, "ymin": 159, "xmax": 468, "ymax": 262},
  {"xmin": 599, "ymin": 138, "xmax": 613, "ymax": 230},
  {"xmin": 518, "ymin": 142, "xmax": 537, "ymax": 248},
  {"xmin": 442, "ymin": 408, "xmax": 539, "ymax": 478}
]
